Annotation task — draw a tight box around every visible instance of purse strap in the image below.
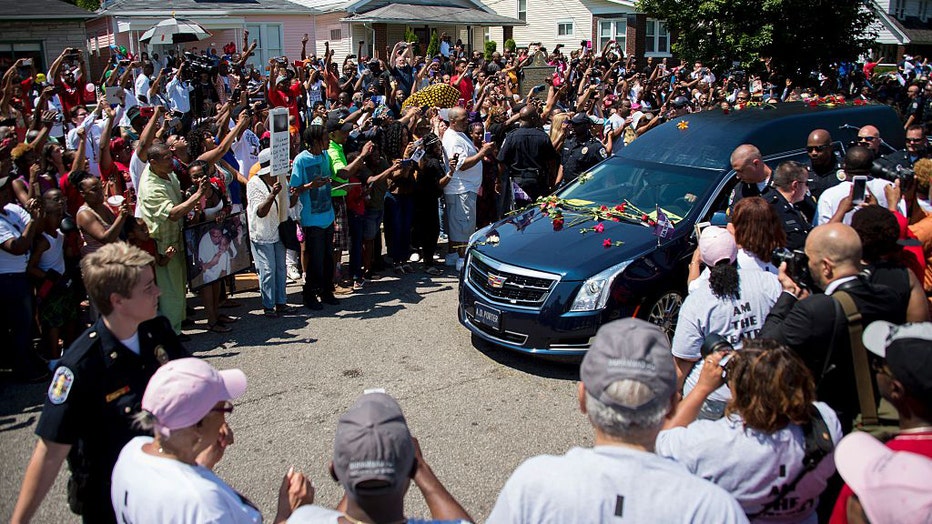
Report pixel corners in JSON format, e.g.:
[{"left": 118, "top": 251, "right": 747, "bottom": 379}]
[{"left": 833, "top": 290, "right": 879, "bottom": 426}]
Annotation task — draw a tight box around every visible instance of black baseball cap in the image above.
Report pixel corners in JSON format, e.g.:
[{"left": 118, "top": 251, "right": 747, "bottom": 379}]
[{"left": 863, "top": 321, "right": 932, "bottom": 401}]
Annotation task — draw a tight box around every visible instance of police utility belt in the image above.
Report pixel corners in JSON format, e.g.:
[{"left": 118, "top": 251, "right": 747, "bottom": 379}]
[{"left": 508, "top": 167, "right": 542, "bottom": 184}]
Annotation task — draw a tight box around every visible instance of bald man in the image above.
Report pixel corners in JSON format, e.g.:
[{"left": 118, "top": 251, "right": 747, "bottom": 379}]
[
  {"left": 855, "top": 125, "right": 882, "bottom": 157},
  {"left": 728, "top": 144, "right": 775, "bottom": 213},
  {"left": 497, "top": 105, "right": 559, "bottom": 212},
  {"left": 760, "top": 224, "right": 907, "bottom": 431}
]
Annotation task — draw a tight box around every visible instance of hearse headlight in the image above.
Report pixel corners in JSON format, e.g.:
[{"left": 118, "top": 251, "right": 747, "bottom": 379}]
[{"left": 570, "top": 259, "right": 633, "bottom": 312}]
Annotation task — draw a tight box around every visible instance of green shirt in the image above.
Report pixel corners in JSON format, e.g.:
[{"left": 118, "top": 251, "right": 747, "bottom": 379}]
[
  {"left": 327, "top": 140, "right": 350, "bottom": 197},
  {"left": 139, "top": 166, "right": 184, "bottom": 254}
]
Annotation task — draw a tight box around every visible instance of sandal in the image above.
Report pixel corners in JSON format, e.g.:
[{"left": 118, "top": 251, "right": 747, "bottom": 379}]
[{"left": 207, "top": 322, "right": 232, "bottom": 333}]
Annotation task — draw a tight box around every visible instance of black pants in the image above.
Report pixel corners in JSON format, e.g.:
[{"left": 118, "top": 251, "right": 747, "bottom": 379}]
[
  {"left": 0, "top": 273, "right": 41, "bottom": 376},
  {"left": 302, "top": 224, "right": 335, "bottom": 300},
  {"left": 413, "top": 197, "right": 440, "bottom": 264}
]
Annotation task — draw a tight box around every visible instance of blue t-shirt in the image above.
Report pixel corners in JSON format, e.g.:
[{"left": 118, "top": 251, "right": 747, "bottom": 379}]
[{"left": 290, "top": 150, "right": 334, "bottom": 228}]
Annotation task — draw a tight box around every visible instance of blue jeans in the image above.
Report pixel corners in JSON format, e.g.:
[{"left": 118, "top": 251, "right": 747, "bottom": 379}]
[
  {"left": 250, "top": 241, "right": 287, "bottom": 309},
  {"left": 384, "top": 193, "right": 414, "bottom": 265}
]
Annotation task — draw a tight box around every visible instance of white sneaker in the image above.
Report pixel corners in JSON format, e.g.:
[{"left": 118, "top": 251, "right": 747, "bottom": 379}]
[
  {"left": 287, "top": 265, "right": 302, "bottom": 282},
  {"left": 455, "top": 257, "right": 465, "bottom": 271},
  {"left": 444, "top": 253, "right": 458, "bottom": 267},
  {"left": 409, "top": 252, "right": 421, "bottom": 263}
]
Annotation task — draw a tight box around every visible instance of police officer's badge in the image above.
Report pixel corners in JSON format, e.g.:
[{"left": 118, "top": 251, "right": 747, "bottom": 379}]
[
  {"left": 599, "top": 148, "right": 608, "bottom": 158},
  {"left": 154, "top": 345, "right": 170, "bottom": 365},
  {"left": 581, "top": 146, "right": 589, "bottom": 155},
  {"left": 48, "top": 367, "right": 75, "bottom": 405},
  {"left": 836, "top": 169, "right": 846, "bottom": 181}
]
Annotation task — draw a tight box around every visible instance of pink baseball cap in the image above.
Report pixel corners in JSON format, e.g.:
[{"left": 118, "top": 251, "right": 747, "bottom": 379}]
[
  {"left": 142, "top": 358, "right": 247, "bottom": 437},
  {"left": 835, "top": 432, "right": 932, "bottom": 524},
  {"left": 698, "top": 226, "right": 737, "bottom": 267}
]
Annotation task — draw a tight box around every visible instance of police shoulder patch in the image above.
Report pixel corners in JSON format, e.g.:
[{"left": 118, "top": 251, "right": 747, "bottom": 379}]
[
  {"left": 48, "top": 367, "right": 75, "bottom": 405},
  {"left": 599, "top": 148, "right": 608, "bottom": 158}
]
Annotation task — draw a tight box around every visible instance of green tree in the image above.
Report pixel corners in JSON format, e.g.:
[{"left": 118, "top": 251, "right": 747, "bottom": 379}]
[
  {"left": 504, "top": 38, "right": 517, "bottom": 52},
  {"left": 635, "top": 0, "right": 876, "bottom": 79},
  {"left": 73, "top": 0, "right": 100, "bottom": 10},
  {"left": 485, "top": 40, "right": 497, "bottom": 61},
  {"left": 426, "top": 30, "right": 440, "bottom": 58}
]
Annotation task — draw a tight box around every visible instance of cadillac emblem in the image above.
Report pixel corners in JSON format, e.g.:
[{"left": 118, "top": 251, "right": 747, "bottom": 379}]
[{"left": 488, "top": 274, "right": 507, "bottom": 289}]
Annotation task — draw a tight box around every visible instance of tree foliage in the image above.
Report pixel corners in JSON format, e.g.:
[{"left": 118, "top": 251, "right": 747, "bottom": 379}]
[
  {"left": 72, "top": 0, "right": 101, "bottom": 10},
  {"left": 426, "top": 30, "right": 440, "bottom": 58},
  {"left": 485, "top": 40, "right": 497, "bottom": 61},
  {"left": 635, "top": 0, "right": 877, "bottom": 78}
]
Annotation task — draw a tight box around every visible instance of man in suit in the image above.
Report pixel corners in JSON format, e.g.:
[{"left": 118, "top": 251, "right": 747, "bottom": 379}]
[{"left": 760, "top": 223, "right": 907, "bottom": 431}]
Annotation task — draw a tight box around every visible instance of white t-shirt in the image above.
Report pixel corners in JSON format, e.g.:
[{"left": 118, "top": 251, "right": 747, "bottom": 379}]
[
  {"left": 246, "top": 176, "right": 283, "bottom": 244},
  {"left": 287, "top": 505, "right": 342, "bottom": 523},
  {"left": 441, "top": 129, "right": 482, "bottom": 195},
  {"left": 0, "top": 204, "right": 31, "bottom": 274},
  {"left": 66, "top": 113, "right": 103, "bottom": 176},
  {"left": 111, "top": 436, "right": 262, "bottom": 524},
  {"left": 232, "top": 128, "right": 261, "bottom": 177},
  {"left": 737, "top": 248, "right": 778, "bottom": 275},
  {"left": 672, "top": 268, "right": 782, "bottom": 402},
  {"left": 135, "top": 74, "right": 151, "bottom": 102},
  {"left": 486, "top": 446, "right": 748, "bottom": 524},
  {"left": 656, "top": 402, "right": 842, "bottom": 523},
  {"left": 199, "top": 232, "right": 232, "bottom": 283},
  {"left": 166, "top": 77, "right": 193, "bottom": 114},
  {"left": 38, "top": 230, "right": 65, "bottom": 274},
  {"left": 815, "top": 178, "right": 901, "bottom": 225}
]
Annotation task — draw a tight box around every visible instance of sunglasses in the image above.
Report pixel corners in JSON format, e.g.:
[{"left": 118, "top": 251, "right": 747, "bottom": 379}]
[
  {"left": 211, "top": 402, "right": 234, "bottom": 414},
  {"left": 806, "top": 145, "right": 830, "bottom": 152},
  {"left": 906, "top": 138, "right": 925, "bottom": 143},
  {"left": 857, "top": 136, "right": 878, "bottom": 142}
]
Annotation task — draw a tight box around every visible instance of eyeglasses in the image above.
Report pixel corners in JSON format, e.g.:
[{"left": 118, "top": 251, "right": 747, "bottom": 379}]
[
  {"left": 857, "top": 136, "right": 878, "bottom": 142},
  {"left": 806, "top": 145, "right": 830, "bottom": 152},
  {"left": 211, "top": 402, "right": 234, "bottom": 414}
]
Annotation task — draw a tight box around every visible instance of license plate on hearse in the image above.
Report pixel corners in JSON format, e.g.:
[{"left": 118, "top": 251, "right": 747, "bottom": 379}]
[{"left": 474, "top": 302, "right": 502, "bottom": 331}]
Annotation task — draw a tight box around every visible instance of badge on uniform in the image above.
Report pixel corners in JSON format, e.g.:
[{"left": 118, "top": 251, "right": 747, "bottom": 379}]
[
  {"left": 154, "top": 345, "right": 170, "bottom": 365},
  {"left": 48, "top": 367, "right": 75, "bottom": 405},
  {"left": 581, "top": 146, "right": 589, "bottom": 155},
  {"left": 836, "top": 169, "right": 846, "bottom": 181},
  {"left": 599, "top": 148, "right": 608, "bottom": 158}
]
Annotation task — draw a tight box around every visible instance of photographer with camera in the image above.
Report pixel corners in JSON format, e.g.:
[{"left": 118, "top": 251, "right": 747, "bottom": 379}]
[
  {"left": 760, "top": 223, "right": 907, "bottom": 432},
  {"left": 672, "top": 226, "right": 781, "bottom": 420},
  {"left": 657, "top": 339, "right": 842, "bottom": 523},
  {"left": 816, "top": 146, "right": 901, "bottom": 226},
  {"left": 165, "top": 61, "right": 194, "bottom": 133}
]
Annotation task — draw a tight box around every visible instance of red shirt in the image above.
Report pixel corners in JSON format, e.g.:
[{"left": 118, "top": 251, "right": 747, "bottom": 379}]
[
  {"left": 59, "top": 171, "right": 84, "bottom": 218},
  {"left": 268, "top": 82, "right": 302, "bottom": 121},
  {"left": 55, "top": 77, "right": 85, "bottom": 118},
  {"left": 450, "top": 74, "right": 474, "bottom": 104},
  {"left": 829, "top": 430, "right": 932, "bottom": 523}
]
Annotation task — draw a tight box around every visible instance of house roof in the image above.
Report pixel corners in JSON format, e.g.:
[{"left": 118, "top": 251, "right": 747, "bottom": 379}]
[
  {"left": 293, "top": 0, "right": 493, "bottom": 15},
  {"left": 1, "top": 0, "right": 94, "bottom": 19},
  {"left": 342, "top": 3, "right": 524, "bottom": 26},
  {"left": 890, "top": 15, "right": 932, "bottom": 45},
  {"left": 97, "top": 0, "right": 316, "bottom": 16}
]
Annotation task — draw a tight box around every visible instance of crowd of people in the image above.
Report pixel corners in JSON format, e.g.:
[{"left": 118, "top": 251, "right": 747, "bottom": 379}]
[{"left": 4, "top": 31, "right": 932, "bottom": 523}]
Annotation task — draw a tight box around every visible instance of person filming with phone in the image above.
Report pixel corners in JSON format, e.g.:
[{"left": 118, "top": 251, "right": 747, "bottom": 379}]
[{"left": 816, "top": 146, "right": 899, "bottom": 226}]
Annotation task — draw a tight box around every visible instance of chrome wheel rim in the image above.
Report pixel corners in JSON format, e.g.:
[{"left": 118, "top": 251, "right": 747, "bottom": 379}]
[{"left": 647, "top": 291, "right": 683, "bottom": 338}]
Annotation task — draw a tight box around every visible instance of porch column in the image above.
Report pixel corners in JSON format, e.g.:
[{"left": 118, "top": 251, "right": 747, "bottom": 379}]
[{"left": 374, "top": 23, "right": 388, "bottom": 60}]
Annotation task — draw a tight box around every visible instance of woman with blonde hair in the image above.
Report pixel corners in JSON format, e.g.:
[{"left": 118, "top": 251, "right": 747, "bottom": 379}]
[{"left": 657, "top": 340, "right": 843, "bottom": 523}]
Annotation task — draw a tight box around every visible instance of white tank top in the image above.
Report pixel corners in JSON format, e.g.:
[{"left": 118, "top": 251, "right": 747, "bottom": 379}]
[{"left": 39, "top": 230, "right": 66, "bottom": 274}]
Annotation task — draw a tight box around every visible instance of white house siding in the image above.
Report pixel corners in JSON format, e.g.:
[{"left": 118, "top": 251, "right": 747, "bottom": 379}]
[
  {"left": 4, "top": 20, "right": 87, "bottom": 71},
  {"left": 314, "top": 12, "right": 353, "bottom": 58}
]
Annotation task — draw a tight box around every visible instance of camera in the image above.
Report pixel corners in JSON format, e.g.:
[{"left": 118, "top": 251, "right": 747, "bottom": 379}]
[
  {"left": 183, "top": 52, "right": 214, "bottom": 75},
  {"left": 772, "top": 247, "right": 812, "bottom": 288},
  {"left": 699, "top": 334, "right": 736, "bottom": 379},
  {"left": 871, "top": 161, "right": 914, "bottom": 184},
  {"left": 700, "top": 334, "right": 734, "bottom": 358}
]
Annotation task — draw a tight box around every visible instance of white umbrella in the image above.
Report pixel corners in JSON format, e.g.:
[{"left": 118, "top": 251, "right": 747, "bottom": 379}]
[{"left": 140, "top": 18, "right": 211, "bottom": 45}]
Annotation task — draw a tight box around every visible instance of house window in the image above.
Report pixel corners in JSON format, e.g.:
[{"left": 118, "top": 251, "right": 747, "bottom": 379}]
[
  {"left": 518, "top": 0, "right": 527, "bottom": 22},
  {"left": 484, "top": 27, "right": 491, "bottom": 42},
  {"left": 0, "top": 42, "right": 45, "bottom": 75},
  {"left": 244, "top": 23, "right": 284, "bottom": 67},
  {"left": 598, "top": 19, "right": 626, "bottom": 52},
  {"left": 557, "top": 21, "right": 573, "bottom": 37},
  {"left": 893, "top": 0, "right": 906, "bottom": 19},
  {"left": 330, "top": 28, "right": 342, "bottom": 41},
  {"left": 645, "top": 19, "right": 670, "bottom": 56}
]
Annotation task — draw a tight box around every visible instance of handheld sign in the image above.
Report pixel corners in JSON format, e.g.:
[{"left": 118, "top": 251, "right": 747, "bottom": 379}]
[{"left": 269, "top": 107, "right": 290, "bottom": 177}]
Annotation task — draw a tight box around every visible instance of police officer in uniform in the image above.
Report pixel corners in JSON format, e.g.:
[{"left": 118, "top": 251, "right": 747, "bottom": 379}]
[
  {"left": 800, "top": 128, "right": 843, "bottom": 222},
  {"left": 12, "top": 243, "right": 188, "bottom": 524},
  {"left": 557, "top": 112, "right": 607, "bottom": 187},
  {"left": 497, "top": 105, "right": 559, "bottom": 213},
  {"left": 769, "top": 161, "right": 813, "bottom": 250},
  {"left": 727, "top": 144, "right": 776, "bottom": 213}
]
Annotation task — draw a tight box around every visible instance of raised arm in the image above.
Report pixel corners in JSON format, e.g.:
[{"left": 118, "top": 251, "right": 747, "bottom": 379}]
[
  {"left": 136, "top": 105, "right": 166, "bottom": 162},
  {"left": 197, "top": 110, "right": 249, "bottom": 164}
]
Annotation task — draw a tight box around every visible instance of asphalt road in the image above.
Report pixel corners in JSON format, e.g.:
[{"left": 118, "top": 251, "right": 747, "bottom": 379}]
[{"left": 0, "top": 267, "right": 592, "bottom": 523}]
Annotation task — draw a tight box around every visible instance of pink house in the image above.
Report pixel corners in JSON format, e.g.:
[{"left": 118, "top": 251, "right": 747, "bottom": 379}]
[{"left": 86, "top": 0, "right": 318, "bottom": 77}]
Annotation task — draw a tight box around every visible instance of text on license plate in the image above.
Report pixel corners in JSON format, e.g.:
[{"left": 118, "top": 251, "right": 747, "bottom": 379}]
[{"left": 474, "top": 303, "right": 501, "bottom": 331}]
